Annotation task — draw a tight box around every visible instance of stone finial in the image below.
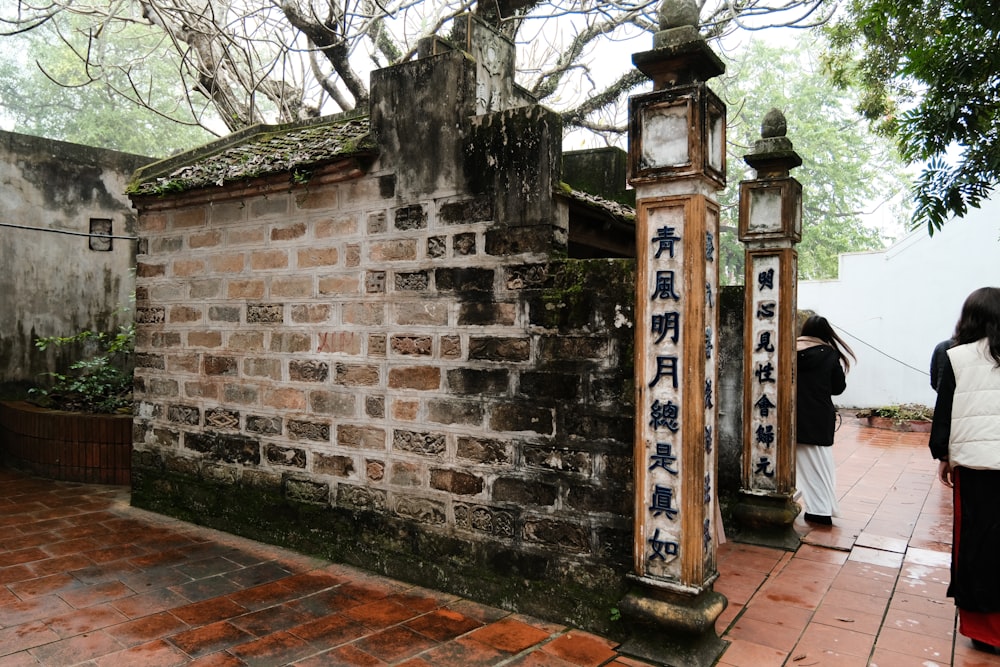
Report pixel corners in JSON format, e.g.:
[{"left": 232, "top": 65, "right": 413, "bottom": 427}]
[
  {"left": 761, "top": 108, "right": 787, "bottom": 139},
  {"left": 744, "top": 107, "right": 801, "bottom": 174},
  {"left": 658, "top": 0, "right": 700, "bottom": 31}
]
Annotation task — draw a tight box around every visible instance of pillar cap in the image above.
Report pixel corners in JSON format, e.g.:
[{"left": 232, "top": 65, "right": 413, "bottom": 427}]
[
  {"left": 743, "top": 108, "right": 802, "bottom": 175},
  {"left": 632, "top": 0, "right": 724, "bottom": 86}
]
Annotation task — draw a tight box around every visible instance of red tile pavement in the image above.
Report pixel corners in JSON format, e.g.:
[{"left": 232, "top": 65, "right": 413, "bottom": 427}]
[{"left": 0, "top": 414, "right": 994, "bottom": 666}]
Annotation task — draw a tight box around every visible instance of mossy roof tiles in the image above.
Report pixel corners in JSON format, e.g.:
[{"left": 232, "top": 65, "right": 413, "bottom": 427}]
[{"left": 128, "top": 114, "right": 373, "bottom": 196}]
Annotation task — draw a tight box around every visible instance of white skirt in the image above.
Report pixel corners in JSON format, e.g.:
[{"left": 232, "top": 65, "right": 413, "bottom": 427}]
[{"left": 796, "top": 443, "right": 839, "bottom": 517}]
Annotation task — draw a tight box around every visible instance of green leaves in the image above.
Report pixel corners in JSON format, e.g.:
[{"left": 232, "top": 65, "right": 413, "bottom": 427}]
[
  {"left": 824, "top": 0, "right": 1000, "bottom": 233},
  {"left": 30, "top": 323, "right": 135, "bottom": 414},
  {"left": 716, "top": 35, "right": 908, "bottom": 283}
]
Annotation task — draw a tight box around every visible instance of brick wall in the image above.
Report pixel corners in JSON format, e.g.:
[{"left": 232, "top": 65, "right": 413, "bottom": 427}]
[{"left": 130, "top": 127, "right": 636, "bottom": 631}]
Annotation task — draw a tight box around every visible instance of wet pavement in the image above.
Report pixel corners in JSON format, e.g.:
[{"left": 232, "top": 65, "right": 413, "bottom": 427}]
[{"left": 0, "top": 414, "right": 995, "bottom": 666}]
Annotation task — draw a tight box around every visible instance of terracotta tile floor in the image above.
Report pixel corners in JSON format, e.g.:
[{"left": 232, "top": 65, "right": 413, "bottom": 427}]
[{"left": 1, "top": 415, "right": 996, "bottom": 666}]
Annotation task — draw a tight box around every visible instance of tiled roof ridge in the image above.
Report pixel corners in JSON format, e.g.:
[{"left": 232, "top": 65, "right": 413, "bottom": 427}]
[{"left": 128, "top": 111, "right": 372, "bottom": 196}]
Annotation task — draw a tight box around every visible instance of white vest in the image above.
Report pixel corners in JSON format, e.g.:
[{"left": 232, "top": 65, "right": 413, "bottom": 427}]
[{"left": 948, "top": 340, "right": 1000, "bottom": 470}]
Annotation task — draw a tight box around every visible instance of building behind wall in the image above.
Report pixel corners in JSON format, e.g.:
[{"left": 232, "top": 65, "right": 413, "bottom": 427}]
[
  {"left": 0, "top": 131, "right": 152, "bottom": 396},
  {"left": 127, "top": 16, "right": 642, "bottom": 634}
]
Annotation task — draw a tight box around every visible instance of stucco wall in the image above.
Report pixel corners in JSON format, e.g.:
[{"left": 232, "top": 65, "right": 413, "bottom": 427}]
[
  {"left": 0, "top": 131, "right": 152, "bottom": 394},
  {"left": 798, "top": 200, "right": 1000, "bottom": 409}
]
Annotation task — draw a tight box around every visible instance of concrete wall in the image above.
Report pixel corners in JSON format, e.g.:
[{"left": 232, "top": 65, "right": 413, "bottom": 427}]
[
  {"left": 0, "top": 131, "right": 152, "bottom": 394},
  {"left": 798, "top": 199, "right": 1000, "bottom": 409}
]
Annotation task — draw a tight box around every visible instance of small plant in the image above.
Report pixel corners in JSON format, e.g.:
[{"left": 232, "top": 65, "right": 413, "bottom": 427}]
[
  {"left": 855, "top": 403, "right": 933, "bottom": 422},
  {"left": 29, "top": 322, "right": 135, "bottom": 414}
]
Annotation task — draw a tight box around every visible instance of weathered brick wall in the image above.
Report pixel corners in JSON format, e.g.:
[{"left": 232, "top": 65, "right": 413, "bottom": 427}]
[{"left": 130, "top": 158, "right": 636, "bottom": 631}]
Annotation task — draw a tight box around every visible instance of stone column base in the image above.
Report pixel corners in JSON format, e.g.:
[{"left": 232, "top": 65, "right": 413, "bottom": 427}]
[
  {"left": 617, "top": 579, "right": 728, "bottom": 667},
  {"left": 732, "top": 490, "right": 801, "bottom": 551}
]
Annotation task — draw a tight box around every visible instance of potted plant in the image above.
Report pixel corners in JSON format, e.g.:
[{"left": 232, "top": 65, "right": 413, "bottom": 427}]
[
  {"left": 0, "top": 321, "right": 134, "bottom": 484},
  {"left": 854, "top": 403, "right": 934, "bottom": 432}
]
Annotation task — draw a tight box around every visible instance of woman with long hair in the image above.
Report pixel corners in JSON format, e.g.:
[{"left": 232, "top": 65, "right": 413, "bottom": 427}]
[
  {"left": 796, "top": 314, "right": 855, "bottom": 525},
  {"left": 929, "top": 286, "right": 1000, "bottom": 653}
]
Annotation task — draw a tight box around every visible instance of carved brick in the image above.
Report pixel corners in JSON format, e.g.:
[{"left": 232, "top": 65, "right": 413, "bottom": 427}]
[
  {"left": 392, "top": 430, "right": 445, "bottom": 456},
  {"left": 394, "top": 496, "right": 445, "bottom": 525},
  {"left": 265, "top": 444, "right": 307, "bottom": 468},
  {"left": 289, "top": 359, "right": 330, "bottom": 382},
  {"left": 287, "top": 419, "right": 331, "bottom": 442}
]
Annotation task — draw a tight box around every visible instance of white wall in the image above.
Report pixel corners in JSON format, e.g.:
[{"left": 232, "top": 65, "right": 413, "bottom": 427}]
[{"left": 797, "top": 199, "right": 1000, "bottom": 409}]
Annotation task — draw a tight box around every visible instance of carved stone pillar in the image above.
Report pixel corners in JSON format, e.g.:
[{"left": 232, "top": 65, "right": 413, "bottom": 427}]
[
  {"left": 733, "top": 108, "right": 803, "bottom": 550},
  {"left": 617, "top": 1, "right": 728, "bottom": 664}
]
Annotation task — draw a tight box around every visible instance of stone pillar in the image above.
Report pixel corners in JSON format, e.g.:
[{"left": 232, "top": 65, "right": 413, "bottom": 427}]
[
  {"left": 733, "top": 108, "right": 803, "bottom": 550},
  {"left": 618, "top": 1, "right": 728, "bottom": 664}
]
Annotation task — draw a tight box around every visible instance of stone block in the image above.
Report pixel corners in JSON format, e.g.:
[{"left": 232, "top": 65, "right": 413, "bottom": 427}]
[
  {"left": 291, "top": 304, "right": 332, "bottom": 323},
  {"left": 298, "top": 247, "right": 339, "bottom": 267},
  {"left": 395, "top": 302, "right": 448, "bottom": 326},
  {"left": 189, "top": 230, "right": 222, "bottom": 248},
  {"left": 204, "top": 355, "right": 238, "bottom": 376},
  {"left": 309, "top": 391, "right": 356, "bottom": 417},
  {"left": 289, "top": 360, "right": 330, "bottom": 382},
  {"left": 269, "top": 333, "right": 311, "bottom": 353},
  {"left": 390, "top": 461, "right": 424, "bottom": 486},
  {"left": 168, "top": 305, "right": 200, "bottom": 324},
  {"left": 394, "top": 271, "right": 429, "bottom": 291},
  {"left": 468, "top": 337, "right": 530, "bottom": 362},
  {"left": 335, "top": 363, "right": 380, "bottom": 386},
  {"left": 457, "top": 436, "right": 511, "bottom": 465},
  {"left": 338, "top": 424, "right": 386, "bottom": 450},
  {"left": 315, "top": 214, "right": 359, "bottom": 239},
  {"left": 246, "top": 415, "right": 282, "bottom": 435},
  {"left": 446, "top": 368, "right": 509, "bottom": 395},
  {"left": 388, "top": 366, "right": 440, "bottom": 390},
  {"left": 430, "top": 469, "right": 484, "bottom": 495},
  {"left": 287, "top": 419, "right": 331, "bottom": 442},
  {"left": 392, "top": 430, "right": 446, "bottom": 457},
  {"left": 265, "top": 443, "right": 307, "bottom": 468},
  {"left": 262, "top": 388, "right": 306, "bottom": 410},
  {"left": 209, "top": 253, "right": 246, "bottom": 273},
  {"left": 285, "top": 478, "right": 329, "bottom": 505},
  {"left": 454, "top": 503, "right": 516, "bottom": 537},
  {"left": 243, "top": 357, "right": 281, "bottom": 379},
  {"left": 523, "top": 518, "right": 589, "bottom": 552},
  {"left": 314, "top": 453, "right": 356, "bottom": 478},
  {"left": 427, "top": 399, "right": 484, "bottom": 426},
  {"left": 492, "top": 478, "right": 557, "bottom": 506},
  {"left": 435, "top": 267, "right": 494, "bottom": 293},
  {"left": 250, "top": 249, "right": 289, "bottom": 270},
  {"left": 223, "top": 384, "right": 259, "bottom": 404},
  {"left": 271, "top": 221, "right": 306, "bottom": 241},
  {"left": 489, "top": 403, "right": 553, "bottom": 434},
  {"left": 390, "top": 335, "right": 432, "bottom": 356},
  {"left": 394, "top": 495, "right": 446, "bottom": 525},
  {"left": 317, "top": 332, "right": 361, "bottom": 354},
  {"left": 458, "top": 302, "right": 516, "bottom": 326}
]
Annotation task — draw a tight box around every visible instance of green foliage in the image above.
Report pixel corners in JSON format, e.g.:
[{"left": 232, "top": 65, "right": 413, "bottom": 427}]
[
  {"left": 715, "top": 35, "right": 910, "bottom": 284},
  {"left": 29, "top": 323, "right": 135, "bottom": 414},
  {"left": 855, "top": 403, "right": 933, "bottom": 422},
  {"left": 824, "top": 0, "right": 1000, "bottom": 234},
  {"left": 0, "top": 16, "right": 215, "bottom": 157}
]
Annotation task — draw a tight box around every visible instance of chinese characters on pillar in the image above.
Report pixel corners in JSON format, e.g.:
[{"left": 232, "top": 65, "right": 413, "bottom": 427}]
[
  {"left": 639, "top": 201, "right": 720, "bottom": 583},
  {"left": 644, "top": 207, "right": 685, "bottom": 579},
  {"left": 748, "top": 255, "right": 780, "bottom": 492},
  {"left": 702, "top": 209, "right": 719, "bottom": 577}
]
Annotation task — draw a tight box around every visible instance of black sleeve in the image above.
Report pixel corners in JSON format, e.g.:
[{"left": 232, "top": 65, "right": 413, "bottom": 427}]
[
  {"left": 830, "top": 353, "right": 847, "bottom": 396},
  {"left": 929, "top": 355, "right": 955, "bottom": 461}
]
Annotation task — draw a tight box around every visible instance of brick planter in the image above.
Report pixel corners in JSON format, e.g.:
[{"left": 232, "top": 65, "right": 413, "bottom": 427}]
[{"left": 0, "top": 401, "right": 132, "bottom": 484}]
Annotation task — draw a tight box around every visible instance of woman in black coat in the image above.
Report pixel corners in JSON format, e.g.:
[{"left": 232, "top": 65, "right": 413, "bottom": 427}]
[{"left": 796, "top": 315, "right": 854, "bottom": 525}]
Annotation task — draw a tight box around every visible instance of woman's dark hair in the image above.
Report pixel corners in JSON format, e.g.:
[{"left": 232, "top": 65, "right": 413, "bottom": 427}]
[
  {"left": 953, "top": 286, "right": 1000, "bottom": 366},
  {"left": 801, "top": 314, "right": 856, "bottom": 372}
]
